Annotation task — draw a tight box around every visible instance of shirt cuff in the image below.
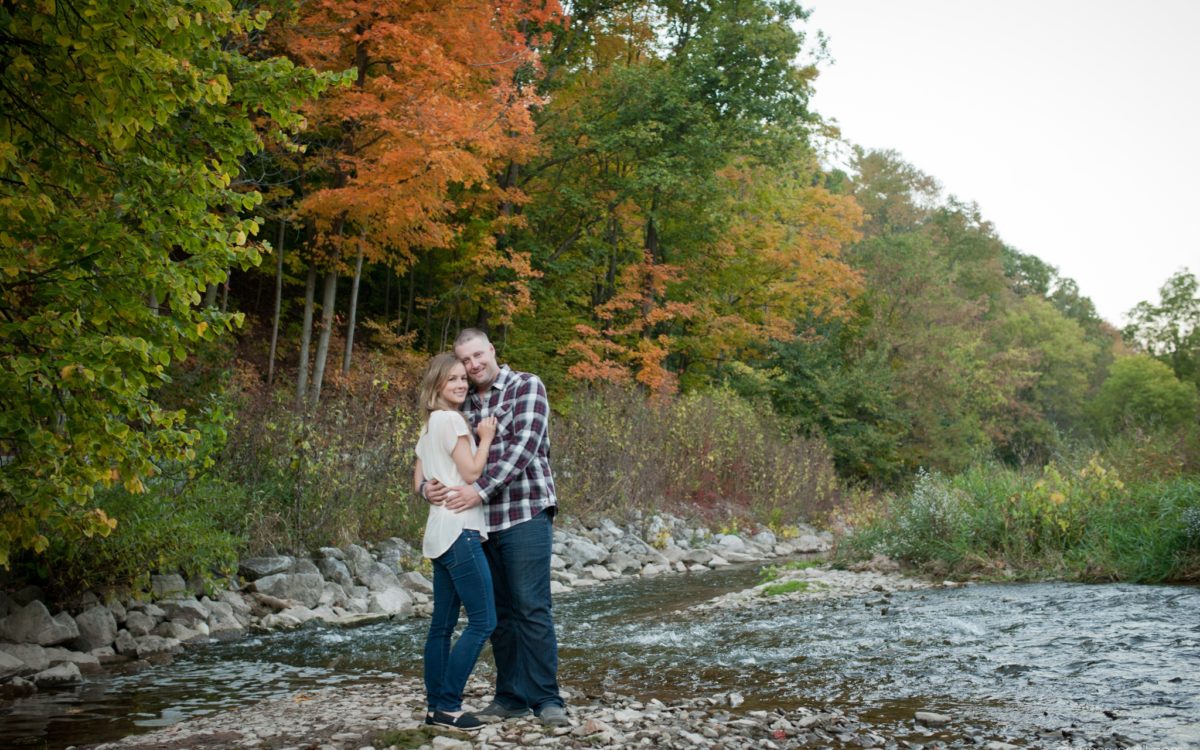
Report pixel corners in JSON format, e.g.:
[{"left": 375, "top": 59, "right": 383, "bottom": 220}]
[{"left": 472, "top": 481, "right": 489, "bottom": 503}]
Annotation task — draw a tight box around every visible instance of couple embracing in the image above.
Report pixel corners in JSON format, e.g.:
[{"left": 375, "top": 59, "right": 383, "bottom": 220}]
[{"left": 412, "top": 328, "right": 568, "bottom": 731}]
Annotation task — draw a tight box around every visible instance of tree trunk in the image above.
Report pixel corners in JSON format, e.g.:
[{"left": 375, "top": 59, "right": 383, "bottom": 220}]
[
  {"left": 403, "top": 267, "right": 415, "bottom": 334},
  {"left": 341, "top": 246, "right": 365, "bottom": 376},
  {"left": 310, "top": 268, "right": 338, "bottom": 408},
  {"left": 220, "top": 279, "right": 230, "bottom": 313},
  {"left": 203, "top": 282, "right": 219, "bottom": 308},
  {"left": 268, "top": 220, "right": 286, "bottom": 386},
  {"left": 296, "top": 263, "right": 317, "bottom": 407}
]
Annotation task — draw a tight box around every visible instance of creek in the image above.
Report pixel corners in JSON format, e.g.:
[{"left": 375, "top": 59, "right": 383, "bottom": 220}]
[{"left": 3, "top": 565, "right": 1198, "bottom": 748}]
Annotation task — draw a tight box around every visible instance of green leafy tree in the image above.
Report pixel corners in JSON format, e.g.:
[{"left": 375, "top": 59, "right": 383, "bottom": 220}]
[
  {"left": 0, "top": 0, "right": 333, "bottom": 566},
  {"left": 1089, "top": 355, "right": 1199, "bottom": 435},
  {"left": 1124, "top": 269, "right": 1200, "bottom": 387}
]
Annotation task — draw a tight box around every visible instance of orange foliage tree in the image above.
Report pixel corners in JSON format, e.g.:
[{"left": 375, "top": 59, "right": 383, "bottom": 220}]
[{"left": 279, "top": 0, "right": 562, "bottom": 402}]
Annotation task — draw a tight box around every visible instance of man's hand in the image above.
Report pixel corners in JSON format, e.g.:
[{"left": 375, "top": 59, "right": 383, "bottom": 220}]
[
  {"left": 444, "top": 483, "right": 483, "bottom": 513},
  {"left": 425, "top": 479, "right": 449, "bottom": 505}
]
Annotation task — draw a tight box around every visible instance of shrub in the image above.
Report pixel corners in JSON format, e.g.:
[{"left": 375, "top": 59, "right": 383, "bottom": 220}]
[
  {"left": 1089, "top": 355, "right": 1198, "bottom": 435},
  {"left": 554, "top": 385, "right": 843, "bottom": 528}
]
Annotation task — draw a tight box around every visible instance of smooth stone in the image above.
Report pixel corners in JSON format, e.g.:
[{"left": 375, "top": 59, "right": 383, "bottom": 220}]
[
  {"left": 397, "top": 571, "right": 433, "bottom": 595},
  {"left": 133, "top": 634, "right": 181, "bottom": 658},
  {"left": 160, "top": 599, "right": 208, "bottom": 626},
  {"left": 0, "top": 642, "right": 49, "bottom": 672},
  {"left": 358, "top": 561, "right": 401, "bottom": 592},
  {"left": 367, "top": 586, "right": 413, "bottom": 617},
  {"left": 0, "top": 602, "right": 80, "bottom": 645},
  {"left": 252, "top": 573, "right": 325, "bottom": 609},
  {"left": 32, "top": 662, "right": 82, "bottom": 687},
  {"left": 915, "top": 711, "right": 952, "bottom": 726},
  {"left": 0, "top": 649, "right": 25, "bottom": 679},
  {"left": 238, "top": 556, "right": 294, "bottom": 580},
  {"left": 124, "top": 610, "right": 156, "bottom": 637},
  {"left": 316, "top": 557, "right": 353, "bottom": 588}
]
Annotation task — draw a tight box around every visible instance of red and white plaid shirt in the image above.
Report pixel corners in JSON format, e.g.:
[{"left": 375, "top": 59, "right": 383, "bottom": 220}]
[{"left": 464, "top": 365, "right": 558, "bottom": 532}]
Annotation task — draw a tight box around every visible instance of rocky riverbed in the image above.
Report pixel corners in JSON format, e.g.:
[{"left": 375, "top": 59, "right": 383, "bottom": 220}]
[
  {"left": 0, "top": 515, "right": 829, "bottom": 703},
  {"left": 81, "top": 676, "right": 1037, "bottom": 750}
]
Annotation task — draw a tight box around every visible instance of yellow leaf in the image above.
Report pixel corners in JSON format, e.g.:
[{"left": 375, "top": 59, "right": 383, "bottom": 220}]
[
  {"left": 60, "top": 364, "right": 75, "bottom": 379},
  {"left": 196, "top": 321, "right": 209, "bottom": 336}
]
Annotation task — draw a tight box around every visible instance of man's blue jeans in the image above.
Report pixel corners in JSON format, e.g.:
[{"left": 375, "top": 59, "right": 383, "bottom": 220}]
[
  {"left": 483, "top": 510, "right": 563, "bottom": 712},
  {"left": 424, "top": 529, "right": 496, "bottom": 712}
]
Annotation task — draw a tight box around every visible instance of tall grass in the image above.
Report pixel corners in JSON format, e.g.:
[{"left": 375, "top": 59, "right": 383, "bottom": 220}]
[{"left": 838, "top": 450, "right": 1200, "bottom": 582}]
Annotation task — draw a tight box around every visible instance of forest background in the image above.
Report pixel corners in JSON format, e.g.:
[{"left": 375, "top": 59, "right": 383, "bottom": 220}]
[{"left": 2, "top": 0, "right": 1198, "bottom": 598}]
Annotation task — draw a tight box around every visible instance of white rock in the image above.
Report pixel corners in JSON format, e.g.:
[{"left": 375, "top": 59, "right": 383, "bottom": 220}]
[
  {"left": 32, "top": 661, "right": 82, "bottom": 687},
  {"left": 0, "top": 602, "right": 78, "bottom": 645},
  {"left": 367, "top": 586, "right": 413, "bottom": 617},
  {"left": 73, "top": 605, "right": 118, "bottom": 650},
  {"left": 397, "top": 571, "right": 433, "bottom": 595},
  {"left": 550, "top": 581, "right": 570, "bottom": 595},
  {"left": 0, "top": 643, "right": 49, "bottom": 672},
  {"left": 0, "top": 649, "right": 25, "bottom": 680},
  {"left": 124, "top": 610, "right": 156, "bottom": 636}
]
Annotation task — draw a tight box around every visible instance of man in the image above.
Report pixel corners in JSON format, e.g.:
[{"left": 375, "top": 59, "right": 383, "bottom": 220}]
[{"left": 423, "top": 328, "right": 568, "bottom": 727}]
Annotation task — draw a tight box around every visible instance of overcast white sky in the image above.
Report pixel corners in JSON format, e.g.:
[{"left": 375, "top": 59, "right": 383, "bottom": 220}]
[{"left": 805, "top": 0, "right": 1199, "bottom": 326}]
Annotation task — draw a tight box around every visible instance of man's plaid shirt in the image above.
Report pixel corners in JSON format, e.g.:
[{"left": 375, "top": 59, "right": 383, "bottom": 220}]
[{"left": 463, "top": 365, "right": 558, "bottom": 532}]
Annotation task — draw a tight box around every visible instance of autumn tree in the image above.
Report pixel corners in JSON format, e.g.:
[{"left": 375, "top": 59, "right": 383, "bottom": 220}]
[
  {"left": 279, "top": 0, "right": 560, "bottom": 405},
  {"left": 0, "top": 0, "right": 332, "bottom": 566}
]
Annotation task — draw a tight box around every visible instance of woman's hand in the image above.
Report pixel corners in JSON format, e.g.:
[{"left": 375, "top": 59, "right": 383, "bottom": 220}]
[{"left": 476, "top": 416, "right": 498, "bottom": 443}]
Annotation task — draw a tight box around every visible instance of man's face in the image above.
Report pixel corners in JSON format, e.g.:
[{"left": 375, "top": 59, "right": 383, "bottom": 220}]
[{"left": 455, "top": 336, "right": 500, "bottom": 388}]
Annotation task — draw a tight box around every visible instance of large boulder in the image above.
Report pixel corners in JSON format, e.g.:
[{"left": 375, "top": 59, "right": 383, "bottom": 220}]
[
  {"left": 316, "top": 557, "right": 354, "bottom": 588},
  {"left": 153, "top": 621, "right": 205, "bottom": 644},
  {"left": 238, "top": 556, "right": 294, "bottom": 581},
  {"left": 150, "top": 574, "right": 187, "bottom": 599},
  {"left": 376, "top": 537, "right": 417, "bottom": 569},
  {"left": 252, "top": 573, "right": 325, "bottom": 609},
  {"left": 397, "top": 571, "right": 433, "bottom": 595},
  {"left": 32, "top": 662, "right": 82, "bottom": 687},
  {"left": 72, "top": 605, "right": 118, "bottom": 651},
  {"left": 557, "top": 534, "right": 608, "bottom": 569},
  {"left": 0, "top": 643, "right": 48, "bottom": 673},
  {"left": 358, "top": 561, "right": 402, "bottom": 592},
  {"left": 205, "top": 600, "right": 245, "bottom": 639},
  {"left": 367, "top": 586, "right": 413, "bottom": 618},
  {"left": 42, "top": 647, "right": 102, "bottom": 674},
  {"left": 343, "top": 544, "right": 374, "bottom": 579},
  {"left": 124, "top": 610, "right": 157, "bottom": 637},
  {"left": 0, "top": 649, "right": 25, "bottom": 680},
  {"left": 159, "top": 599, "right": 208, "bottom": 627},
  {"left": 133, "top": 634, "right": 181, "bottom": 658},
  {"left": 713, "top": 534, "right": 747, "bottom": 553},
  {"left": 113, "top": 630, "right": 137, "bottom": 656},
  {"left": 0, "top": 601, "right": 79, "bottom": 645}
]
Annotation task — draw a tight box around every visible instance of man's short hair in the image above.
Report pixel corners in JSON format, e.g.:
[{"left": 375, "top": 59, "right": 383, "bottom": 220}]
[{"left": 454, "top": 328, "right": 490, "bottom": 348}]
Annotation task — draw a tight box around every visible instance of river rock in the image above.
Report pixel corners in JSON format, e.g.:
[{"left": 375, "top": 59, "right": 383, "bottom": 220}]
[
  {"left": 343, "top": 544, "right": 374, "bottom": 579},
  {"left": 205, "top": 601, "right": 245, "bottom": 638},
  {"left": 106, "top": 598, "right": 127, "bottom": 624},
  {"left": 240, "top": 556, "right": 296, "bottom": 580},
  {"left": 317, "top": 582, "right": 350, "bottom": 608},
  {"left": 153, "top": 621, "right": 205, "bottom": 643},
  {"left": 0, "top": 643, "right": 48, "bottom": 672},
  {"left": 260, "top": 611, "right": 305, "bottom": 630},
  {"left": 606, "top": 550, "right": 642, "bottom": 575},
  {"left": 43, "top": 646, "right": 101, "bottom": 674},
  {"left": 358, "top": 561, "right": 401, "bottom": 592},
  {"left": 397, "top": 571, "right": 433, "bottom": 594},
  {"left": 160, "top": 598, "right": 208, "bottom": 626},
  {"left": 916, "top": 711, "right": 952, "bottom": 726},
  {"left": 32, "top": 661, "right": 82, "bottom": 687},
  {"left": 218, "top": 590, "right": 253, "bottom": 621},
  {"left": 559, "top": 535, "right": 608, "bottom": 569},
  {"left": 134, "top": 634, "right": 181, "bottom": 658},
  {"left": 641, "top": 563, "right": 668, "bottom": 578},
  {"left": 550, "top": 581, "right": 570, "bottom": 595},
  {"left": 151, "top": 574, "right": 187, "bottom": 599},
  {"left": 253, "top": 573, "right": 325, "bottom": 608},
  {"left": 680, "top": 548, "right": 715, "bottom": 565},
  {"left": 713, "top": 534, "right": 747, "bottom": 553},
  {"left": 367, "top": 586, "right": 413, "bottom": 617},
  {"left": 0, "top": 601, "right": 80, "bottom": 645},
  {"left": 316, "top": 557, "right": 353, "bottom": 588},
  {"left": 113, "top": 629, "right": 137, "bottom": 655},
  {"left": 0, "top": 649, "right": 25, "bottom": 680},
  {"left": 124, "top": 610, "right": 156, "bottom": 637},
  {"left": 377, "top": 537, "right": 417, "bottom": 567}
]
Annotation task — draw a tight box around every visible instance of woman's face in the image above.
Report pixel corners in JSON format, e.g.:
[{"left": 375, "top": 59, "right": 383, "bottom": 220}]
[{"left": 439, "top": 363, "right": 470, "bottom": 407}]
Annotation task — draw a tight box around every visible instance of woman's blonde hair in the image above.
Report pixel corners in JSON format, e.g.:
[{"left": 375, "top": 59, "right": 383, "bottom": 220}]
[{"left": 417, "top": 352, "right": 463, "bottom": 421}]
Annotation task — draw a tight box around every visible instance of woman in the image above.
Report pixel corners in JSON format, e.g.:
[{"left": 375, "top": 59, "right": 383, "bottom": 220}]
[{"left": 413, "top": 352, "right": 498, "bottom": 730}]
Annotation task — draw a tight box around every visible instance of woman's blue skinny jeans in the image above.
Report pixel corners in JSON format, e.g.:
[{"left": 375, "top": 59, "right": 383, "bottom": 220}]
[{"left": 423, "top": 529, "right": 497, "bottom": 712}]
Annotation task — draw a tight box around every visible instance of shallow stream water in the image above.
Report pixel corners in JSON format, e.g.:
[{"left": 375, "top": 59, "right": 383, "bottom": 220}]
[{"left": 3, "top": 565, "right": 1199, "bottom": 748}]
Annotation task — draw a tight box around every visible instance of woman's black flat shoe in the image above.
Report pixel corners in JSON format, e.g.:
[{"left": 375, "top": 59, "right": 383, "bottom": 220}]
[{"left": 428, "top": 710, "right": 485, "bottom": 730}]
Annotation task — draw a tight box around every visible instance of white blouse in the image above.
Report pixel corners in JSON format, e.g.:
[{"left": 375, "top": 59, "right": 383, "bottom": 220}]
[{"left": 416, "top": 410, "right": 487, "bottom": 559}]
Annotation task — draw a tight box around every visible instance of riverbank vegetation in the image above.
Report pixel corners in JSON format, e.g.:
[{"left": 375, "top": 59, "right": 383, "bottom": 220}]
[{"left": 3, "top": 0, "right": 1198, "bottom": 596}]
